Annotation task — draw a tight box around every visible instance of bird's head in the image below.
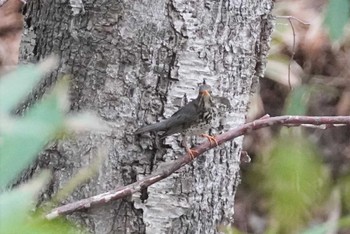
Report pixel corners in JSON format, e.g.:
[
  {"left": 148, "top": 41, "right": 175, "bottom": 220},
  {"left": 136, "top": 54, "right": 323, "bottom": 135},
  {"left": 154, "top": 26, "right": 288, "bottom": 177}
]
[
  {"left": 197, "top": 84, "right": 213, "bottom": 109},
  {"left": 198, "top": 84, "right": 211, "bottom": 96}
]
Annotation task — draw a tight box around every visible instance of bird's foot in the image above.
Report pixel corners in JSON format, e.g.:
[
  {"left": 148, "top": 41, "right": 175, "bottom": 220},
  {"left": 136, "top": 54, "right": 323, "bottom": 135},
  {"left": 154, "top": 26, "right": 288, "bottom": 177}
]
[
  {"left": 184, "top": 145, "right": 198, "bottom": 160},
  {"left": 181, "top": 136, "right": 198, "bottom": 160},
  {"left": 201, "top": 134, "right": 218, "bottom": 146}
]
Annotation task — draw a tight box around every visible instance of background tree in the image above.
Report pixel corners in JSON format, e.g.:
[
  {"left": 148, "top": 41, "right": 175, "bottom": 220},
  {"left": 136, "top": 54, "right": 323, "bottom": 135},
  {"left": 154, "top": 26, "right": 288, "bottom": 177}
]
[{"left": 19, "top": 0, "right": 274, "bottom": 233}]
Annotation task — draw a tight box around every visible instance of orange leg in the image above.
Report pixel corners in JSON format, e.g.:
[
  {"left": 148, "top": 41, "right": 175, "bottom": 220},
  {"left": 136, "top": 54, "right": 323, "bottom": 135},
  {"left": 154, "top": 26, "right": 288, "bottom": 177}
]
[
  {"left": 201, "top": 134, "right": 218, "bottom": 146},
  {"left": 181, "top": 136, "right": 198, "bottom": 159},
  {"left": 185, "top": 146, "right": 198, "bottom": 160}
]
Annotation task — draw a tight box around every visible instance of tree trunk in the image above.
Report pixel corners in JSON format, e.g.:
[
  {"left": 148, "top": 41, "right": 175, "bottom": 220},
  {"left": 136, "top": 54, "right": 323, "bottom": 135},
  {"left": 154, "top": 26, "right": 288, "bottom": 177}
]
[{"left": 20, "top": 0, "right": 274, "bottom": 233}]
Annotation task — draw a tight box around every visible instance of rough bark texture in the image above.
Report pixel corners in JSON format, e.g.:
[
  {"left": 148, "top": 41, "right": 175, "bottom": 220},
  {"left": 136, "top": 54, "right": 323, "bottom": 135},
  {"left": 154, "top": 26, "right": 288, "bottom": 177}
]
[{"left": 20, "top": 0, "right": 274, "bottom": 233}]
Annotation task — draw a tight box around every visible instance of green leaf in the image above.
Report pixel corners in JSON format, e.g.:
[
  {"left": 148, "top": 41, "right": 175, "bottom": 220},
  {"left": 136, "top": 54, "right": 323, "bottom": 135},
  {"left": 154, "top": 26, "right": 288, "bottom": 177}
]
[
  {"left": 301, "top": 216, "right": 350, "bottom": 234},
  {"left": 324, "top": 0, "right": 350, "bottom": 41},
  {"left": 0, "top": 80, "right": 68, "bottom": 189},
  {"left": 0, "top": 171, "right": 83, "bottom": 233},
  {"left": 0, "top": 171, "right": 50, "bottom": 233},
  {"left": 0, "top": 65, "right": 41, "bottom": 113},
  {"left": 0, "top": 58, "right": 57, "bottom": 113},
  {"left": 302, "top": 225, "right": 328, "bottom": 234},
  {"left": 23, "top": 213, "right": 86, "bottom": 234},
  {"left": 284, "top": 85, "right": 310, "bottom": 115}
]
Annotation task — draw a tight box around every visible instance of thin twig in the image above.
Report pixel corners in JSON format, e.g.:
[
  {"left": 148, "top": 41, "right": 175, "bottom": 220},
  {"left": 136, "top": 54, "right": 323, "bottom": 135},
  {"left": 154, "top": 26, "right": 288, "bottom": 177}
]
[
  {"left": 46, "top": 115, "right": 350, "bottom": 220},
  {"left": 287, "top": 17, "right": 296, "bottom": 90},
  {"left": 275, "top": 16, "right": 310, "bottom": 90},
  {"left": 276, "top": 16, "right": 310, "bottom": 25}
]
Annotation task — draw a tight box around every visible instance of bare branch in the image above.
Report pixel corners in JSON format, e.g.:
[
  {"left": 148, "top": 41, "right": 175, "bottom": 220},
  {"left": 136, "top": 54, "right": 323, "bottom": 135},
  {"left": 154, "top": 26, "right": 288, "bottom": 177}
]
[{"left": 46, "top": 115, "right": 350, "bottom": 220}]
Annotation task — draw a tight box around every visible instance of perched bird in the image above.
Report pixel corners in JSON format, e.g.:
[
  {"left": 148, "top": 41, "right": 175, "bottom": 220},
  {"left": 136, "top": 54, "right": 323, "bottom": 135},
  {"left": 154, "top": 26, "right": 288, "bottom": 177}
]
[{"left": 135, "top": 83, "right": 218, "bottom": 158}]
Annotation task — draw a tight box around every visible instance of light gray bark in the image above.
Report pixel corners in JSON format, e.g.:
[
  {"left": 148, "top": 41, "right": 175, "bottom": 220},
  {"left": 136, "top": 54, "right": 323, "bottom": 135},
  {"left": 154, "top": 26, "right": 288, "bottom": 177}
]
[{"left": 20, "top": 0, "right": 274, "bottom": 233}]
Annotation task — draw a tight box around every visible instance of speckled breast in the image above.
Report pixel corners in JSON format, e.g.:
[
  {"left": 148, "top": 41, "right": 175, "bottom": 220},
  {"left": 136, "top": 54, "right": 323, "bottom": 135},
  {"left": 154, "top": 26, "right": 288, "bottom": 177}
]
[{"left": 183, "top": 109, "right": 215, "bottom": 135}]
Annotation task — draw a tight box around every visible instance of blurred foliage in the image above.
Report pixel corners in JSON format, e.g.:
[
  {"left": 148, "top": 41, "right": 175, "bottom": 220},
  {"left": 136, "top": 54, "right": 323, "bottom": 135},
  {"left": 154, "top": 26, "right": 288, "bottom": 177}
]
[
  {"left": 340, "top": 174, "right": 350, "bottom": 212},
  {"left": 0, "top": 71, "right": 67, "bottom": 189},
  {"left": 235, "top": 85, "right": 350, "bottom": 234},
  {"left": 51, "top": 147, "right": 105, "bottom": 204},
  {"left": 324, "top": 0, "right": 350, "bottom": 41},
  {"left": 235, "top": 0, "right": 350, "bottom": 228},
  {"left": 0, "top": 60, "right": 86, "bottom": 233},
  {"left": 302, "top": 215, "right": 350, "bottom": 234},
  {"left": 283, "top": 85, "right": 310, "bottom": 115},
  {"left": 263, "top": 84, "right": 327, "bottom": 232},
  {"left": 262, "top": 130, "right": 329, "bottom": 233}
]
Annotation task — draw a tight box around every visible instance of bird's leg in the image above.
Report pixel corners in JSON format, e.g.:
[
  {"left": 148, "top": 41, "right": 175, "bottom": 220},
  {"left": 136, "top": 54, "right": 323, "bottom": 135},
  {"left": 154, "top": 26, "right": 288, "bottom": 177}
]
[
  {"left": 200, "top": 134, "right": 218, "bottom": 146},
  {"left": 182, "top": 135, "right": 198, "bottom": 159}
]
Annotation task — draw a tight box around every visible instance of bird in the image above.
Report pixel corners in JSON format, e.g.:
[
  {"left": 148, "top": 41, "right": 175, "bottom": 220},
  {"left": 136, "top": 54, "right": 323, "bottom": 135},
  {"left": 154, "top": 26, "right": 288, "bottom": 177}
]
[{"left": 135, "top": 83, "right": 218, "bottom": 158}]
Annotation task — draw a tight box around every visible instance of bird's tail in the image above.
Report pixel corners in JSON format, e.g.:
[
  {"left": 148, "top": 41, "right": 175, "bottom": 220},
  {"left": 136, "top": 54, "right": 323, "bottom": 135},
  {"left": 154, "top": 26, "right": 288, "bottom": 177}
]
[{"left": 134, "top": 121, "right": 167, "bottom": 135}]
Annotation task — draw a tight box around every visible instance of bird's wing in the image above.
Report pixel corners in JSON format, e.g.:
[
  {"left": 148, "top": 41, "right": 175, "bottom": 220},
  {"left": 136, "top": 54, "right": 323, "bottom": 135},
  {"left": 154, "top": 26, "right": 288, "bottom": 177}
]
[
  {"left": 135, "top": 100, "right": 199, "bottom": 136},
  {"left": 161, "top": 101, "right": 199, "bottom": 137}
]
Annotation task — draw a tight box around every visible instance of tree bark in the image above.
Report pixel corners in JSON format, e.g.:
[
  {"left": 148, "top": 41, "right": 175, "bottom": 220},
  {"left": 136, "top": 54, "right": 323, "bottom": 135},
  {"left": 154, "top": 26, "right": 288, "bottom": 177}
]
[{"left": 20, "top": 0, "right": 274, "bottom": 233}]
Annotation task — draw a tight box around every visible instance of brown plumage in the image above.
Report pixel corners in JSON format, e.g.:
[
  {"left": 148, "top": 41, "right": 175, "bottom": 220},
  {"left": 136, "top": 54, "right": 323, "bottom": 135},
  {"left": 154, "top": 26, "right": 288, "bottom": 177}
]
[
  {"left": 135, "top": 84, "right": 214, "bottom": 137},
  {"left": 135, "top": 84, "right": 217, "bottom": 157}
]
